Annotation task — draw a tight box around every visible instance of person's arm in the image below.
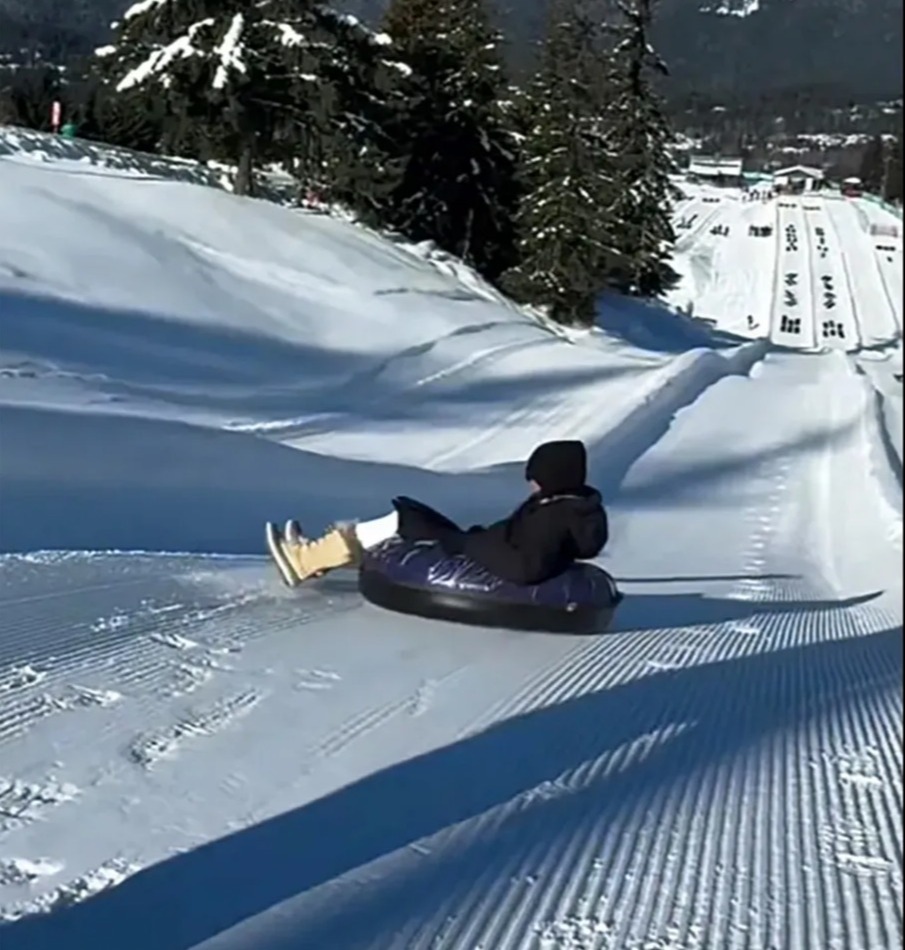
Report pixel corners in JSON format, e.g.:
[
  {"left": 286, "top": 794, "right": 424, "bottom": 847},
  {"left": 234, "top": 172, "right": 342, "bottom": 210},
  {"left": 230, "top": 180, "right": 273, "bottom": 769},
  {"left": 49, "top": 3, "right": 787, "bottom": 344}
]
[{"left": 462, "top": 510, "right": 560, "bottom": 585}]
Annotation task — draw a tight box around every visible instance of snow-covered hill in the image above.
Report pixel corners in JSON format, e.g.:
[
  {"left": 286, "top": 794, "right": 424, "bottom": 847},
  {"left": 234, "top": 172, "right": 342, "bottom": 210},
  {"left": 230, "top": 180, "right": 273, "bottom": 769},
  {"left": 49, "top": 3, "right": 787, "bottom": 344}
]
[{"left": 0, "top": 131, "right": 901, "bottom": 950}]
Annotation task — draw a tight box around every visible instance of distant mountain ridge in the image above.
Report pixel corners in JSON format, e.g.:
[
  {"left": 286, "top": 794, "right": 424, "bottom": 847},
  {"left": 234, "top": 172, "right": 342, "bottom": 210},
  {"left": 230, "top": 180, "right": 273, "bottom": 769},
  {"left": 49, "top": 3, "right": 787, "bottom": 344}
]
[
  {"left": 653, "top": 0, "right": 902, "bottom": 98},
  {"left": 0, "top": 0, "right": 901, "bottom": 97}
]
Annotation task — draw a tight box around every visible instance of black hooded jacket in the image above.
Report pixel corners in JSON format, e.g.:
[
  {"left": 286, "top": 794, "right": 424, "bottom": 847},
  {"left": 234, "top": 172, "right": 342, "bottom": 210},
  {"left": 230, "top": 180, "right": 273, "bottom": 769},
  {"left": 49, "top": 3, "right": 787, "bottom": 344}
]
[
  {"left": 394, "top": 440, "right": 608, "bottom": 586},
  {"left": 459, "top": 485, "right": 608, "bottom": 585}
]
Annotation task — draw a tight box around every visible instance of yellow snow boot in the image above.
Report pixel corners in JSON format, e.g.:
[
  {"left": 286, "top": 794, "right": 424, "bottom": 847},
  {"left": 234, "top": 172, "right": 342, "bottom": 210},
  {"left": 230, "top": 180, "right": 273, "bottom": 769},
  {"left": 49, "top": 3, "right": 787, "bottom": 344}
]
[{"left": 283, "top": 523, "right": 362, "bottom": 583}]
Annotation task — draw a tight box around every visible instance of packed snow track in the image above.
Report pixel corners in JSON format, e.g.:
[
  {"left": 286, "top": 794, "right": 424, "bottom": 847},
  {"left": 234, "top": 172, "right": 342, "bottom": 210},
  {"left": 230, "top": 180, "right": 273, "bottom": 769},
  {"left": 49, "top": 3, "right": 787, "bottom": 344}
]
[
  {"left": 1, "top": 351, "right": 900, "bottom": 950},
  {"left": 0, "top": 132, "right": 902, "bottom": 950}
]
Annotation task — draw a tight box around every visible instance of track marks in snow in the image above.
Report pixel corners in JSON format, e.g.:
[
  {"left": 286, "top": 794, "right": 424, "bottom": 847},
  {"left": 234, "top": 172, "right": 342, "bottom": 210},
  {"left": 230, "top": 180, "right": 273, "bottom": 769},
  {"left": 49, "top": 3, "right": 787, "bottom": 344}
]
[
  {"left": 0, "top": 552, "right": 364, "bottom": 921},
  {"left": 835, "top": 748, "right": 887, "bottom": 791},
  {"left": 0, "top": 858, "right": 140, "bottom": 922},
  {"left": 453, "top": 601, "right": 897, "bottom": 950},
  {"left": 47, "top": 684, "right": 124, "bottom": 710},
  {"left": 312, "top": 673, "right": 458, "bottom": 760},
  {"left": 295, "top": 668, "right": 342, "bottom": 692},
  {"left": 0, "top": 665, "right": 47, "bottom": 694},
  {"left": 532, "top": 603, "right": 897, "bottom": 950},
  {"left": 493, "top": 341, "right": 771, "bottom": 502},
  {"left": 0, "top": 776, "right": 79, "bottom": 832},
  {"left": 0, "top": 553, "right": 360, "bottom": 753},
  {"left": 536, "top": 916, "right": 704, "bottom": 950},
  {"left": 150, "top": 631, "right": 200, "bottom": 650},
  {"left": 0, "top": 858, "right": 63, "bottom": 887},
  {"left": 225, "top": 325, "right": 554, "bottom": 439},
  {"left": 824, "top": 200, "right": 899, "bottom": 345},
  {"left": 128, "top": 688, "right": 265, "bottom": 769}
]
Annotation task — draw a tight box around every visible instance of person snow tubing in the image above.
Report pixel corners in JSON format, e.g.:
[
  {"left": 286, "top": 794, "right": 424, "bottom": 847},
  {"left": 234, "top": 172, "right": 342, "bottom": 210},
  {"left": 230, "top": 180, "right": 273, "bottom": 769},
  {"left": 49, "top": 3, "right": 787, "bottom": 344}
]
[{"left": 265, "top": 439, "right": 608, "bottom": 588}]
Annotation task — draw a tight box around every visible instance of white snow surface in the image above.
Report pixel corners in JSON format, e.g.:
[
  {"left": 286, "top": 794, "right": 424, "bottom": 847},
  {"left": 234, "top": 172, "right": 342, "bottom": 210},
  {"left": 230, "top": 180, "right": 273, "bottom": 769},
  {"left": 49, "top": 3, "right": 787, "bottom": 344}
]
[
  {"left": 668, "top": 183, "right": 902, "bottom": 349},
  {"left": 0, "top": 132, "right": 901, "bottom": 950}
]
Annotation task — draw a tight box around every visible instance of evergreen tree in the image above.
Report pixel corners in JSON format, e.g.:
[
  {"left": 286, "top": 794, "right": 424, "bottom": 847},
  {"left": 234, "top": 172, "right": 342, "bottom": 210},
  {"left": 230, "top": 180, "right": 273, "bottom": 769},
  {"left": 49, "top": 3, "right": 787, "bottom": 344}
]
[
  {"left": 379, "top": 0, "right": 520, "bottom": 281},
  {"left": 858, "top": 134, "right": 885, "bottom": 194},
  {"left": 92, "top": 0, "right": 397, "bottom": 196},
  {"left": 884, "top": 126, "right": 902, "bottom": 203},
  {"left": 0, "top": 65, "right": 63, "bottom": 131},
  {"left": 603, "top": 0, "right": 679, "bottom": 295},
  {"left": 95, "top": 0, "right": 285, "bottom": 193},
  {"left": 501, "top": 1, "right": 625, "bottom": 326},
  {"left": 75, "top": 73, "right": 166, "bottom": 152},
  {"left": 307, "top": 11, "right": 405, "bottom": 216}
]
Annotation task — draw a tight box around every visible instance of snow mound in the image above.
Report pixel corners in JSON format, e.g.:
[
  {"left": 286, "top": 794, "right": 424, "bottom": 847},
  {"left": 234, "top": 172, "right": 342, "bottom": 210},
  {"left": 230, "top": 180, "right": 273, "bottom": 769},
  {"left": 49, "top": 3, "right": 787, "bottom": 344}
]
[
  {"left": 0, "top": 130, "right": 758, "bottom": 553},
  {"left": 0, "top": 125, "right": 294, "bottom": 198}
]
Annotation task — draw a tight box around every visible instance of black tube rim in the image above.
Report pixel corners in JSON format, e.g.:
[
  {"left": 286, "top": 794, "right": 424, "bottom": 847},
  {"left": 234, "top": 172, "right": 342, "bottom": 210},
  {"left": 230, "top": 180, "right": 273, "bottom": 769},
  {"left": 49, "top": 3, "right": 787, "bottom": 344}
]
[{"left": 359, "top": 567, "right": 617, "bottom": 635}]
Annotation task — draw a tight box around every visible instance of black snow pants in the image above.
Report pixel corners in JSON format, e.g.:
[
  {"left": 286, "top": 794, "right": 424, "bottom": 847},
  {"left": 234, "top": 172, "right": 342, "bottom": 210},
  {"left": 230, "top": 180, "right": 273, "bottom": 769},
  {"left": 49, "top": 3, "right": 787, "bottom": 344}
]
[{"left": 392, "top": 496, "right": 468, "bottom": 555}]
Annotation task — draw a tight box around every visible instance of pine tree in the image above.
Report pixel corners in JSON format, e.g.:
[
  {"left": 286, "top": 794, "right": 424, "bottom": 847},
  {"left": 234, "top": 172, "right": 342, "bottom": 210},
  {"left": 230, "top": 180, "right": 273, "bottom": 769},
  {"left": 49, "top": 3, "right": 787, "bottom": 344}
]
[
  {"left": 501, "top": 1, "right": 624, "bottom": 327},
  {"left": 379, "top": 0, "right": 520, "bottom": 281},
  {"left": 603, "top": 0, "right": 679, "bottom": 296},
  {"left": 92, "top": 0, "right": 398, "bottom": 197},
  {"left": 95, "top": 0, "right": 282, "bottom": 193},
  {"left": 858, "top": 134, "right": 885, "bottom": 195},
  {"left": 75, "top": 73, "right": 166, "bottom": 152},
  {"left": 306, "top": 10, "right": 405, "bottom": 216},
  {"left": 884, "top": 125, "right": 902, "bottom": 203}
]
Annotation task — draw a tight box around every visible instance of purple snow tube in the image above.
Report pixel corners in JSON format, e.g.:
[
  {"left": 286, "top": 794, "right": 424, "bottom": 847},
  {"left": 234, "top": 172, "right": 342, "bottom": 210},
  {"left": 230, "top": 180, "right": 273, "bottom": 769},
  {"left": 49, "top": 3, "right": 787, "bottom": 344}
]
[{"left": 358, "top": 537, "right": 622, "bottom": 634}]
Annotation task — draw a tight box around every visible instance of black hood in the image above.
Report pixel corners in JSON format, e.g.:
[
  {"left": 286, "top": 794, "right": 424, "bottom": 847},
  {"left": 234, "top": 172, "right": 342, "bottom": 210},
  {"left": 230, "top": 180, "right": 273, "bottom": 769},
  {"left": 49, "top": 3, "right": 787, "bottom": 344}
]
[{"left": 525, "top": 440, "right": 588, "bottom": 494}]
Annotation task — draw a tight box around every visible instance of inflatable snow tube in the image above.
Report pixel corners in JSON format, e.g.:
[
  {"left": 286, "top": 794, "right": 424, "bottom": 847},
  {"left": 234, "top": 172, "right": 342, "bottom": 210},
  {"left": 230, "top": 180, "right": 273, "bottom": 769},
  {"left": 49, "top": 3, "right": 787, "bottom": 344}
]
[{"left": 359, "top": 537, "right": 622, "bottom": 634}]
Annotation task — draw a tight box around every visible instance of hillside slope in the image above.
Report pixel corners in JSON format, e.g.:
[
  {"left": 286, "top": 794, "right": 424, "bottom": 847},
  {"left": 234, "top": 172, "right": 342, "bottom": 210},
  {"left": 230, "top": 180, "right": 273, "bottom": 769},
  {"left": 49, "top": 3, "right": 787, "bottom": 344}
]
[{"left": 0, "top": 131, "right": 901, "bottom": 950}]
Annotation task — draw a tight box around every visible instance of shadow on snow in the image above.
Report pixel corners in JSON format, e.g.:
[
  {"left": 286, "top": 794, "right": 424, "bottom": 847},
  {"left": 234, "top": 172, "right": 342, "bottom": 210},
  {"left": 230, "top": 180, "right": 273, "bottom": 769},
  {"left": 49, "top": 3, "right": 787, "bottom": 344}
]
[
  {"left": 0, "top": 396, "right": 854, "bottom": 555},
  {"left": 2, "top": 623, "right": 899, "bottom": 950}
]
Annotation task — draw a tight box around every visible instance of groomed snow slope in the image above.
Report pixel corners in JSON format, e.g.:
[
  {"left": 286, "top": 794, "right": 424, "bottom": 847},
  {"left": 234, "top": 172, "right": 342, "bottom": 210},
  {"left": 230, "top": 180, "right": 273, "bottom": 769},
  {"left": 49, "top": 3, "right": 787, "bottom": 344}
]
[
  {"left": 669, "top": 185, "right": 902, "bottom": 351},
  {"left": 0, "top": 134, "right": 902, "bottom": 950}
]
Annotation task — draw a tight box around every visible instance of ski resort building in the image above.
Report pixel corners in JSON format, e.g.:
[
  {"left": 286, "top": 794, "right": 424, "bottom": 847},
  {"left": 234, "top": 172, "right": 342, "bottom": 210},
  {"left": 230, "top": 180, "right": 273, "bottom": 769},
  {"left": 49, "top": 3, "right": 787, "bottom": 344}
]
[
  {"left": 772, "top": 165, "right": 825, "bottom": 193},
  {"left": 685, "top": 156, "right": 745, "bottom": 188}
]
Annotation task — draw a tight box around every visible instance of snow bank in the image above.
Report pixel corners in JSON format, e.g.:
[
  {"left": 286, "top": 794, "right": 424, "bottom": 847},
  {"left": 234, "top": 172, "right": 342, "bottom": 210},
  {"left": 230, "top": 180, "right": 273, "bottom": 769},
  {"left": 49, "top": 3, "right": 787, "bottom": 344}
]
[
  {"left": 1, "top": 131, "right": 757, "bottom": 553},
  {"left": 0, "top": 125, "right": 295, "bottom": 199},
  {"left": 854, "top": 349, "right": 903, "bottom": 478}
]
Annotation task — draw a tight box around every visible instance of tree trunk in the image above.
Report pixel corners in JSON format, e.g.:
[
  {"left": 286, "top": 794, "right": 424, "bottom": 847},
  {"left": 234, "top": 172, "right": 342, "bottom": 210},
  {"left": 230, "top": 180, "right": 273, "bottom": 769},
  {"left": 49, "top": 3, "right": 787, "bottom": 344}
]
[{"left": 235, "top": 136, "right": 255, "bottom": 197}]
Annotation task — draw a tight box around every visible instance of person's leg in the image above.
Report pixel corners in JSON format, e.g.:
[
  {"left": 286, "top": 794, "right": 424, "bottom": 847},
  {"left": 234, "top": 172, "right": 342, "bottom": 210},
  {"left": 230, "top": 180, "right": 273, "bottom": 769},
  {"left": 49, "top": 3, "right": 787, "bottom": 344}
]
[
  {"left": 279, "top": 522, "right": 361, "bottom": 582},
  {"left": 275, "top": 510, "right": 399, "bottom": 584},
  {"left": 353, "top": 511, "right": 399, "bottom": 549},
  {"left": 393, "top": 496, "right": 463, "bottom": 541},
  {"left": 274, "top": 495, "right": 463, "bottom": 584},
  {"left": 392, "top": 497, "right": 468, "bottom": 555}
]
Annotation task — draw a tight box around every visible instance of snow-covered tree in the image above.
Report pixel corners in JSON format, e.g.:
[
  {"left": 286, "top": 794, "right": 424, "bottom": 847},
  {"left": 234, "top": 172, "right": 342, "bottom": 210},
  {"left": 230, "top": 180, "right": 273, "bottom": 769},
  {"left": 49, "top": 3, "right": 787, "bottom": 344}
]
[
  {"left": 96, "top": 0, "right": 278, "bottom": 193},
  {"left": 77, "top": 75, "right": 167, "bottom": 153},
  {"left": 94, "top": 0, "right": 400, "bottom": 197},
  {"left": 307, "top": 11, "right": 407, "bottom": 215},
  {"left": 603, "top": 0, "right": 679, "bottom": 295},
  {"left": 502, "top": 1, "right": 625, "bottom": 326},
  {"left": 379, "top": 0, "right": 520, "bottom": 281}
]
